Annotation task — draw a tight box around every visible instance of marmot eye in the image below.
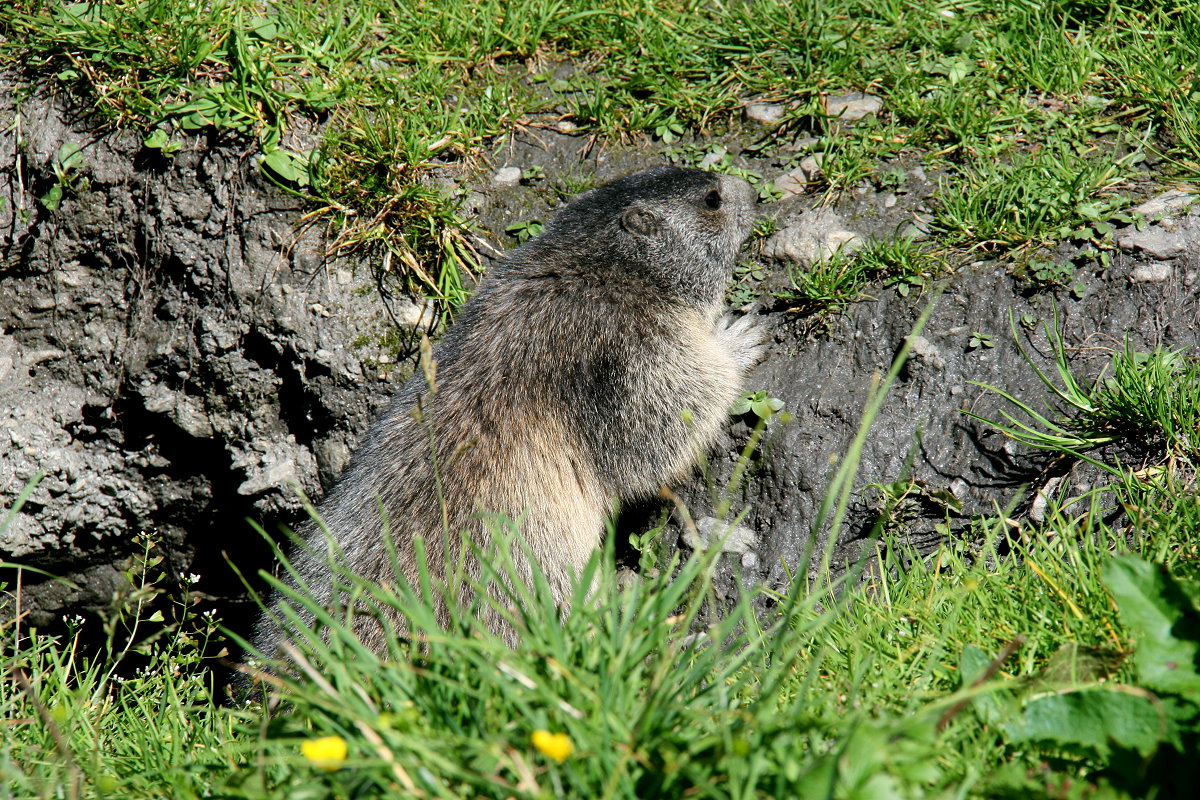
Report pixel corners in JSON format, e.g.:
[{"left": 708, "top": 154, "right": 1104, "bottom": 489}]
[{"left": 704, "top": 189, "right": 722, "bottom": 210}]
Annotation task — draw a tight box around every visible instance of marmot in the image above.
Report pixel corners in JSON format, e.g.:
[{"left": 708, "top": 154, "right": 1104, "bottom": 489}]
[{"left": 252, "top": 165, "right": 763, "bottom": 656}]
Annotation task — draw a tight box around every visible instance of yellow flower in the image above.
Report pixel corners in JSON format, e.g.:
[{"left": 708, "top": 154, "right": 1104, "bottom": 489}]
[
  {"left": 530, "top": 729, "right": 573, "bottom": 763},
  {"left": 301, "top": 735, "right": 348, "bottom": 772}
]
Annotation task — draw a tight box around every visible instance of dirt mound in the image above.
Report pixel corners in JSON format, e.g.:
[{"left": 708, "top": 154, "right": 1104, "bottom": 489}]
[
  {"left": 1, "top": 82, "right": 399, "bottom": 626},
  {"left": 2, "top": 80, "right": 1197, "bottom": 634}
]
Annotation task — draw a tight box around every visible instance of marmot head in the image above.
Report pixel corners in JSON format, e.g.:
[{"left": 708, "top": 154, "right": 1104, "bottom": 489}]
[{"left": 513, "top": 166, "right": 758, "bottom": 306}]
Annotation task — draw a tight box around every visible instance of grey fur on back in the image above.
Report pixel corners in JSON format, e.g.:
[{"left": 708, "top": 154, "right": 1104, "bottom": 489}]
[{"left": 252, "top": 165, "right": 762, "bottom": 655}]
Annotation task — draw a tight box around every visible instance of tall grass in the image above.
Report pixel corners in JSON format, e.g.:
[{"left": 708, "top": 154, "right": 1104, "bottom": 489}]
[{"left": 7, "top": 294, "right": 1199, "bottom": 797}]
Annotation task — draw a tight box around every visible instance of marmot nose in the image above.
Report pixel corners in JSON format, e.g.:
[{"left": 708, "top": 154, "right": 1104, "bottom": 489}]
[
  {"left": 716, "top": 173, "right": 757, "bottom": 212},
  {"left": 716, "top": 173, "right": 759, "bottom": 231}
]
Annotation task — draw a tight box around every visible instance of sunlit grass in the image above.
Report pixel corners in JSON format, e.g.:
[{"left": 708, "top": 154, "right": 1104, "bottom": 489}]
[
  {"left": 4, "top": 1, "right": 1200, "bottom": 311},
  {"left": 3, "top": 2, "right": 1200, "bottom": 797}
]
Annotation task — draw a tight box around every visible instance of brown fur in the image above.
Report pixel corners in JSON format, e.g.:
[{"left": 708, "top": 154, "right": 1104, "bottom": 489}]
[{"left": 252, "top": 165, "right": 762, "bottom": 655}]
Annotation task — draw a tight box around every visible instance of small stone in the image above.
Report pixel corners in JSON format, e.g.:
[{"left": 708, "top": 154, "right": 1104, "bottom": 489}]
[
  {"left": 1129, "top": 188, "right": 1196, "bottom": 220},
  {"left": 882, "top": 193, "right": 898, "bottom": 208},
  {"left": 553, "top": 120, "right": 577, "bottom": 134},
  {"left": 238, "top": 458, "right": 298, "bottom": 496},
  {"left": 1116, "top": 227, "right": 1186, "bottom": 260},
  {"left": 909, "top": 166, "right": 928, "bottom": 183},
  {"left": 199, "top": 315, "right": 239, "bottom": 352},
  {"left": 1029, "top": 481, "right": 1053, "bottom": 524},
  {"left": 824, "top": 92, "right": 883, "bottom": 122},
  {"left": 698, "top": 147, "right": 727, "bottom": 169},
  {"left": 0, "top": 336, "right": 20, "bottom": 384},
  {"left": 138, "top": 383, "right": 214, "bottom": 438},
  {"left": 740, "top": 551, "right": 759, "bottom": 569},
  {"left": 492, "top": 166, "right": 522, "bottom": 187},
  {"left": 745, "top": 103, "right": 785, "bottom": 124},
  {"left": 798, "top": 153, "right": 824, "bottom": 180},
  {"left": 57, "top": 264, "right": 90, "bottom": 288},
  {"left": 949, "top": 478, "right": 970, "bottom": 500},
  {"left": 394, "top": 298, "right": 436, "bottom": 330},
  {"left": 683, "top": 517, "right": 758, "bottom": 555},
  {"left": 772, "top": 167, "right": 809, "bottom": 196},
  {"left": 825, "top": 230, "right": 859, "bottom": 252},
  {"left": 786, "top": 136, "right": 820, "bottom": 152},
  {"left": 615, "top": 568, "right": 640, "bottom": 592},
  {"left": 762, "top": 210, "right": 863, "bottom": 267},
  {"left": 23, "top": 348, "right": 66, "bottom": 367},
  {"left": 1130, "top": 263, "right": 1172, "bottom": 283},
  {"left": 906, "top": 335, "right": 945, "bottom": 371},
  {"left": 898, "top": 222, "right": 928, "bottom": 241}
]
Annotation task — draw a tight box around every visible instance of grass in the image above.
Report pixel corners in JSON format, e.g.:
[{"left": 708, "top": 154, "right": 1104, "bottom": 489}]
[
  {"left": 930, "top": 138, "right": 1135, "bottom": 249},
  {"left": 5, "top": 301, "right": 1200, "bottom": 797},
  {"left": 966, "top": 311, "right": 1200, "bottom": 470},
  {"left": 2, "top": 534, "right": 238, "bottom": 798},
  {"left": 4, "top": 1, "right": 1200, "bottom": 314},
  {"left": 773, "top": 236, "right": 944, "bottom": 318}
]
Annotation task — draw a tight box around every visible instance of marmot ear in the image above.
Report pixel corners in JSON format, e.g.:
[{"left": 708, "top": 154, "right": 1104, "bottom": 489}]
[{"left": 620, "top": 204, "right": 661, "bottom": 237}]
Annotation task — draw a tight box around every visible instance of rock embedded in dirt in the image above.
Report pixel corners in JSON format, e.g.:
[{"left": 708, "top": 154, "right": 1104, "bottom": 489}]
[
  {"left": 772, "top": 167, "right": 809, "bottom": 196},
  {"left": 824, "top": 92, "right": 884, "bottom": 122},
  {"left": 745, "top": 103, "right": 785, "bottom": 124},
  {"left": 683, "top": 517, "right": 758, "bottom": 555},
  {"left": 699, "top": 147, "right": 728, "bottom": 169},
  {"left": 1129, "top": 263, "right": 1173, "bottom": 283},
  {"left": 785, "top": 136, "right": 820, "bottom": 153},
  {"left": 761, "top": 210, "right": 863, "bottom": 268},
  {"left": 1117, "top": 226, "right": 1187, "bottom": 260},
  {"left": 1130, "top": 188, "right": 1196, "bottom": 220},
  {"left": 769, "top": 156, "right": 822, "bottom": 195},
  {"left": 492, "top": 166, "right": 523, "bottom": 187},
  {"left": 904, "top": 335, "right": 946, "bottom": 374},
  {"left": 797, "top": 153, "right": 824, "bottom": 181}
]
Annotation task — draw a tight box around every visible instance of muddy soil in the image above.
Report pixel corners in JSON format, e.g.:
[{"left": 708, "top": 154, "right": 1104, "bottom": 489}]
[
  {"left": 1, "top": 82, "right": 401, "bottom": 627},
  {"left": 2, "top": 79, "right": 1198, "bottom": 638}
]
